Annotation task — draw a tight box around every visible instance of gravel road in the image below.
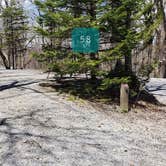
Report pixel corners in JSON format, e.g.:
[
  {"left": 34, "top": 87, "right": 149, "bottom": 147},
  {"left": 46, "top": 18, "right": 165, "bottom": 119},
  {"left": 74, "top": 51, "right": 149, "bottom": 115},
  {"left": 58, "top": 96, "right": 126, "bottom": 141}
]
[
  {"left": 146, "top": 78, "right": 166, "bottom": 105},
  {"left": 0, "top": 69, "right": 166, "bottom": 166}
]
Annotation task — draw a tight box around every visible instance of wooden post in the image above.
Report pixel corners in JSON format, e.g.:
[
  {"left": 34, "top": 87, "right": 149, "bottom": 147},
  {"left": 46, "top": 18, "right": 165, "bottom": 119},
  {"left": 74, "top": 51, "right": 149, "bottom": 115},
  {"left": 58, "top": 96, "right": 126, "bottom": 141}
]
[
  {"left": 120, "top": 83, "right": 129, "bottom": 112},
  {"left": 159, "top": 59, "right": 166, "bottom": 78}
]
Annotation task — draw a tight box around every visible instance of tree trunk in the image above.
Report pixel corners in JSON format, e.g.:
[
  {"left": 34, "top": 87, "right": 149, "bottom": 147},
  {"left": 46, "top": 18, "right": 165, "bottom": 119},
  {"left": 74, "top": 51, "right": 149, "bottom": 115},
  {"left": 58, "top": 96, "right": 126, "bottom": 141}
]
[
  {"left": 89, "top": 1, "right": 98, "bottom": 79},
  {"left": 125, "top": 8, "right": 132, "bottom": 73},
  {"left": 156, "top": 0, "right": 166, "bottom": 77},
  {"left": 0, "top": 49, "right": 10, "bottom": 69}
]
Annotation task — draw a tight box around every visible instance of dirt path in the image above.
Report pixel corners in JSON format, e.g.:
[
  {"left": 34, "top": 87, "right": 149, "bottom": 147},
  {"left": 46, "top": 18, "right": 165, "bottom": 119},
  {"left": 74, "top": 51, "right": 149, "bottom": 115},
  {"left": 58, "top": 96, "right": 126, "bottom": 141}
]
[{"left": 0, "top": 69, "right": 166, "bottom": 166}]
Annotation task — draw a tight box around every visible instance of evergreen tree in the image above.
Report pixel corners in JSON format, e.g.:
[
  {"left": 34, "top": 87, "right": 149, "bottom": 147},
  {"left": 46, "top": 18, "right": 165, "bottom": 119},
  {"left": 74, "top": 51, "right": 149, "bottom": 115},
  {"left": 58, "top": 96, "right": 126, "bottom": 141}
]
[
  {"left": 1, "top": 0, "right": 28, "bottom": 69},
  {"left": 34, "top": 0, "right": 162, "bottom": 89},
  {"left": 34, "top": 0, "right": 96, "bottom": 78},
  {"left": 98, "top": 0, "right": 161, "bottom": 88}
]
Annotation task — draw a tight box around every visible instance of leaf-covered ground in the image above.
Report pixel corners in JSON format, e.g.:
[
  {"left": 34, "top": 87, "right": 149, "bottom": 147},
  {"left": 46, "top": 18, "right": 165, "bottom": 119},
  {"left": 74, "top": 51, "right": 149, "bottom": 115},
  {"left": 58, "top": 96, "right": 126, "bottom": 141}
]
[{"left": 0, "top": 69, "right": 165, "bottom": 166}]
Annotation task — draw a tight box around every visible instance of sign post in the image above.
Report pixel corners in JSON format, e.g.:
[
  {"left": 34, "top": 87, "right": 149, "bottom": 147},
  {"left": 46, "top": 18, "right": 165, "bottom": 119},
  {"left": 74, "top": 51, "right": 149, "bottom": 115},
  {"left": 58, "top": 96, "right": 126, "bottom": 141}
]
[{"left": 120, "top": 83, "right": 129, "bottom": 112}]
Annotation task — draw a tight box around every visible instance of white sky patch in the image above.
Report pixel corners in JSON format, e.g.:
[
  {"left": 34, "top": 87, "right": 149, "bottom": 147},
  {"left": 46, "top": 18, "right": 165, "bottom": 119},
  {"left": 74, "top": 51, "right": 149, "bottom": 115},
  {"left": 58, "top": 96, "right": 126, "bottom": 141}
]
[
  {"left": 23, "top": 0, "right": 33, "bottom": 9},
  {"left": 22, "top": 0, "right": 38, "bottom": 24}
]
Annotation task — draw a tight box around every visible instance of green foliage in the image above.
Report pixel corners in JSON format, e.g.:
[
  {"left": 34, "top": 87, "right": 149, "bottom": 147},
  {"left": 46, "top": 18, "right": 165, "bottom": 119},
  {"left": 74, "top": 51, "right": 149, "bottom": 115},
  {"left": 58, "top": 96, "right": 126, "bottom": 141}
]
[
  {"left": 139, "top": 61, "right": 158, "bottom": 79},
  {"left": 99, "top": 77, "right": 131, "bottom": 90},
  {"left": 34, "top": 0, "right": 161, "bottom": 91},
  {"left": 0, "top": 1, "right": 28, "bottom": 69}
]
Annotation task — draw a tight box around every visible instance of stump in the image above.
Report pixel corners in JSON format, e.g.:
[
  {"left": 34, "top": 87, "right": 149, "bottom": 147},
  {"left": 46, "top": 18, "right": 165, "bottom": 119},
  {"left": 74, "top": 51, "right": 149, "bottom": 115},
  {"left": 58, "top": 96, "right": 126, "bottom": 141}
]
[{"left": 120, "top": 83, "right": 129, "bottom": 112}]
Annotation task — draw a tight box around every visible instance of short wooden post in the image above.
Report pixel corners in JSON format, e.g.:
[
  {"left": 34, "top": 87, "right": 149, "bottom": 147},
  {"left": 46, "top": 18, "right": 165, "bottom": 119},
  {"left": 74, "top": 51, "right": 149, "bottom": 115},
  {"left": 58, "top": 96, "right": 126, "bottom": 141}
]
[
  {"left": 159, "top": 59, "right": 166, "bottom": 78},
  {"left": 120, "top": 83, "right": 129, "bottom": 112}
]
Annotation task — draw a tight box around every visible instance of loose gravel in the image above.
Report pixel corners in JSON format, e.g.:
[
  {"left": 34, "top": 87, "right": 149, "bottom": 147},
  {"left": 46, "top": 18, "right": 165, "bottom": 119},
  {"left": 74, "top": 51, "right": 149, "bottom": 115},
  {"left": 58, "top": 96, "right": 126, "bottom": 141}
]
[{"left": 0, "top": 69, "right": 166, "bottom": 166}]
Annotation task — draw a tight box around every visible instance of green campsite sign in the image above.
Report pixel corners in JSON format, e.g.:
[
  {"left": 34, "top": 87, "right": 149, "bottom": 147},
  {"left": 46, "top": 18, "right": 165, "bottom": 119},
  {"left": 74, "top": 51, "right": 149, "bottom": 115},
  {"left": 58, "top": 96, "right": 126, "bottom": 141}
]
[{"left": 72, "top": 28, "right": 99, "bottom": 53}]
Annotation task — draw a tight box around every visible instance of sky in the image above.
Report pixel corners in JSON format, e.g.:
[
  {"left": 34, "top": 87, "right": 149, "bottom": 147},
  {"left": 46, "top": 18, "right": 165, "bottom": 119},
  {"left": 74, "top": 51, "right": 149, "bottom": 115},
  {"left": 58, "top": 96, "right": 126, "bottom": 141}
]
[
  {"left": 23, "top": 0, "right": 38, "bottom": 24},
  {"left": 23, "top": 0, "right": 34, "bottom": 9}
]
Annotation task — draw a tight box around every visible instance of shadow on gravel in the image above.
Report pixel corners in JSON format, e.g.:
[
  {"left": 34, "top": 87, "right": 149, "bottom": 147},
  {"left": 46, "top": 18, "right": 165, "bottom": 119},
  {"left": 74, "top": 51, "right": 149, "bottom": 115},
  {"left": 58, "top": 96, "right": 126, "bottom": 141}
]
[
  {"left": 39, "top": 78, "right": 163, "bottom": 107},
  {"left": 0, "top": 109, "right": 52, "bottom": 164},
  {"left": 0, "top": 80, "right": 39, "bottom": 91},
  {"left": 145, "top": 84, "right": 166, "bottom": 97},
  {"left": 0, "top": 81, "right": 18, "bottom": 91},
  {"left": 0, "top": 108, "right": 111, "bottom": 165},
  {"left": 40, "top": 78, "right": 120, "bottom": 104}
]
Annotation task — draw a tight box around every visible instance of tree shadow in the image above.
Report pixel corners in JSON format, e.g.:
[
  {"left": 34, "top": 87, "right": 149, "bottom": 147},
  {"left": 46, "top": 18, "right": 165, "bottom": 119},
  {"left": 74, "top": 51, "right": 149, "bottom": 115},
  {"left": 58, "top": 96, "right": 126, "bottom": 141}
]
[
  {"left": 0, "top": 80, "right": 39, "bottom": 91},
  {"left": 0, "top": 81, "right": 18, "bottom": 91},
  {"left": 40, "top": 78, "right": 120, "bottom": 104},
  {"left": 0, "top": 107, "right": 113, "bottom": 165},
  {"left": 145, "top": 84, "right": 166, "bottom": 97},
  {"left": 138, "top": 90, "right": 162, "bottom": 105}
]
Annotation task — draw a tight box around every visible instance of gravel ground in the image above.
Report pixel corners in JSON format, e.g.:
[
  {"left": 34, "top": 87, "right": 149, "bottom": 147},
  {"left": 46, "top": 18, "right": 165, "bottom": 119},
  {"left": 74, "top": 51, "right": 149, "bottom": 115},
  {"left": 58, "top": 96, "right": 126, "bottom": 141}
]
[
  {"left": 146, "top": 78, "right": 166, "bottom": 105},
  {"left": 0, "top": 69, "right": 166, "bottom": 166}
]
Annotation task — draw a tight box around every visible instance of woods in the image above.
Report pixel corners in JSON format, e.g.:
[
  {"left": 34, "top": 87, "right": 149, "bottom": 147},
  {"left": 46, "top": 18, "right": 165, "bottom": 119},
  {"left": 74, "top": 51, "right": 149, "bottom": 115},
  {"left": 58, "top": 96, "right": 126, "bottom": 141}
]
[
  {"left": 29, "top": 0, "right": 165, "bottom": 98},
  {"left": 0, "top": 0, "right": 28, "bottom": 69},
  {"left": 0, "top": 0, "right": 165, "bottom": 95},
  {"left": 0, "top": 1, "right": 166, "bottom": 165}
]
